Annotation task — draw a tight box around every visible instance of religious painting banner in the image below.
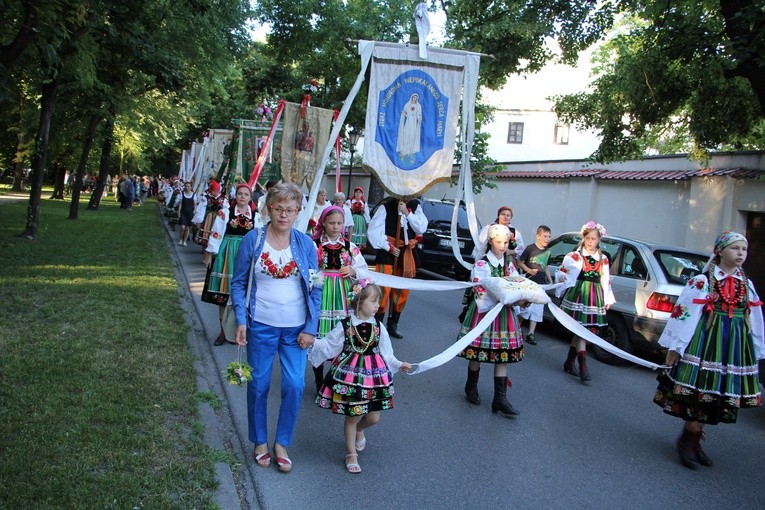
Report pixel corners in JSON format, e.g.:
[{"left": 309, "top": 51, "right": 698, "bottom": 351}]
[
  {"left": 229, "top": 120, "right": 282, "bottom": 186},
  {"left": 280, "top": 102, "right": 335, "bottom": 190},
  {"left": 363, "top": 42, "right": 470, "bottom": 197}
]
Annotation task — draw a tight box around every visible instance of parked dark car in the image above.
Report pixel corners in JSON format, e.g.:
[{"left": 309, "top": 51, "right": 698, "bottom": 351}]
[
  {"left": 368, "top": 198, "right": 479, "bottom": 280},
  {"left": 542, "top": 232, "right": 708, "bottom": 364},
  {"left": 416, "top": 198, "right": 479, "bottom": 280}
]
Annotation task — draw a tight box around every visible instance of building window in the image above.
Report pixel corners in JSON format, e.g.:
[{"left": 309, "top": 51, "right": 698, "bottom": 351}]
[
  {"left": 554, "top": 123, "right": 570, "bottom": 145},
  {"left": 507, "top": 122, "right": 524, "bottom": 144}
]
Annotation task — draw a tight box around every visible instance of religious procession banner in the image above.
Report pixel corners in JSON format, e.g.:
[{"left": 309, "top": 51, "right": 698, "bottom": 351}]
[
  {"left": 363, "top": 42, "right": 479, "bottom": 197},
  {"left": 229, "top": 119, "right": 282, "bottom": 185},
  {"left": 279, "top": 102, "right": 335, "bottom": 190}
]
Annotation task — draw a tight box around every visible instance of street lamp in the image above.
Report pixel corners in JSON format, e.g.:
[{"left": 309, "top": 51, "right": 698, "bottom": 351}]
[{"left": 346, "top": 130, "right": 361, "bottom": 196}]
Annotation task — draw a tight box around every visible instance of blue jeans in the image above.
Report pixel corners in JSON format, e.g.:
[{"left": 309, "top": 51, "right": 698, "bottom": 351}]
[{"left": 246, "top": 321, "right": 307, "bottom": 447}]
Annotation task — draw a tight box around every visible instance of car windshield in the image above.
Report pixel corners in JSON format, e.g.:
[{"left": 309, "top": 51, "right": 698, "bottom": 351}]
[
  {"left": 655, "top": 250, "right": 708, "bottom": 285},
  {"left": 423, "top": 202, "right": 472, "bottom": 228}
]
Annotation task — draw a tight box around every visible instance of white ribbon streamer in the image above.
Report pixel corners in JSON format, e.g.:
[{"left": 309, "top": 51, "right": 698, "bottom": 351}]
[
  {"left": 408, "top": 303, "right": 503, "bottom": 375},
  {"left": 545, "top": 302, "right": 667, "bottom": 370}
]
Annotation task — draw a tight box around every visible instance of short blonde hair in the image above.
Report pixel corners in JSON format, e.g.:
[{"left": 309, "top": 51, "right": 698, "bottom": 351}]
[{"left": 266, "top": 181, "right": 303, "bottom": 209}]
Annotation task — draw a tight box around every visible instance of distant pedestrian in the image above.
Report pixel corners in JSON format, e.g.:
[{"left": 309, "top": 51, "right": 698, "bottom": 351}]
[
  {"left": 653, "top": 231, "right": 763, "bottom": 469},
  {"left": 304, "top": 280, "right": 411, "bottom": 474},
  {"left": 177, "top": 182, "right": 197, "bottom": 246},
  {"left": 554, "top": 221, "right": 615, "bottom": 383}
]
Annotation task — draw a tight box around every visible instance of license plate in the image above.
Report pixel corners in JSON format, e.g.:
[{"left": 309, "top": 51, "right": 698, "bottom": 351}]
[{"left": 439, "top": 238, "right": 465, "bottom": 249}]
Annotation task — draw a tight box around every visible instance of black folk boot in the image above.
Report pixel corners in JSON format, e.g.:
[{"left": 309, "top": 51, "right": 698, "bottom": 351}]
[
  {"left": 387, "top": 310, "right": 403, "bottom": 339},
  {"left": 691, "top": 429, "right": 712, "bottom": 467},
  {"left": 464, "top": 367, "right": 481, "bottom": 405},
  {"left": 563, "top": 346, "right": 579, "bottom": 377},
  {"left": 577, "top": 351, "right": 591, "bottom": 382},
  {"left": 491, "top": 376, "right": 519, "bottom": 417},
  {"left": 676, "top": 428, "right": 698, "bottom": 469}
]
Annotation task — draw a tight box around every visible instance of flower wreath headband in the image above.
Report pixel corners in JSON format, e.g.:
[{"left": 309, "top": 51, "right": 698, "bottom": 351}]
[
  {"left": 581, "top": 220, "right": 607, "bottom": 237},
  {"left": 348, "top": 277, "right": 370, "bottom": 301}
]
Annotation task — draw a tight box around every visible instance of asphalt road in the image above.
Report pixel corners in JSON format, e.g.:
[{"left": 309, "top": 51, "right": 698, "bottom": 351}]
[{"left": 169, "top": 221, "right": 765, "bottom": 510}]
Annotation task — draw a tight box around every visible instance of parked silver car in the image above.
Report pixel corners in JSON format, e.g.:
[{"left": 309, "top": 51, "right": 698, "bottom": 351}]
[{"left": 542, "top": 232, "right": 709, "bottom": 364}]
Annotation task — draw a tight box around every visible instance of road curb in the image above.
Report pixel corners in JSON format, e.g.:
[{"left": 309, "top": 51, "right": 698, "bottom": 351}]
[{"left": 157, "top": 205, "right": 258, "bottom": 510}]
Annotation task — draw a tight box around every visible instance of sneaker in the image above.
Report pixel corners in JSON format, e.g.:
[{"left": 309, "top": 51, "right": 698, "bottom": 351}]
[
  {"left": 178, "top": 240, "right": 184, "bottom": 245},
  {"left": 526, "top": 333, "right": 537, "bottom": 345},
  {"left": 182, "top": 241, "right": 187, "bottom": 246}
]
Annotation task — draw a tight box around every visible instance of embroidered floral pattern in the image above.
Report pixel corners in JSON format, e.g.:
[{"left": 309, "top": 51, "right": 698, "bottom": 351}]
[
  {"left": 260, "top": 252, "right": 298, "bottom": 278},
  {"left": 669, "top": 304, "right": 690, "bottom": 321}
]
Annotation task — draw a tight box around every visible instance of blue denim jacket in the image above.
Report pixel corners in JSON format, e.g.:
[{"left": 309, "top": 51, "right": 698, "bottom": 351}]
[{"left": 231, "top": 226, "right": 322, "bottom": 335}]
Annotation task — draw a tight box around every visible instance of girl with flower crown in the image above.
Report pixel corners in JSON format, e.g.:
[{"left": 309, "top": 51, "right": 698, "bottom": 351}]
[
  {"left": 459, "top": 224, "right": 527, "bottom": 417},
  {"left": 309, "top": 206, "right": 371, "bottom": 392},
  {"left": 653, "top": 231, "right": 763, "bottom": 469},
  {"left": 202, "top": 183, "right": 258, "bottom": 346},
  {"left": 303, "top": 280, "right": 411, "bottom": 474},
  {"left": 554, "top": 221, "right": 615, "bottom": 383},
  {"left": 348, "top": 187, "right": 371, "bottom": 250}
]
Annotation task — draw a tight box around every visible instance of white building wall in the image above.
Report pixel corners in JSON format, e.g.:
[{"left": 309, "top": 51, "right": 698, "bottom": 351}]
[{"left": 481, "top": 47, "right": 602, "bottom": 163}]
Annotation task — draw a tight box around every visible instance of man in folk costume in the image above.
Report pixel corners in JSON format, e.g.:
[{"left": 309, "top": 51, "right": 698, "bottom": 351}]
[{"left": 367, "top": 196, "right": 428, "bottom": 338}]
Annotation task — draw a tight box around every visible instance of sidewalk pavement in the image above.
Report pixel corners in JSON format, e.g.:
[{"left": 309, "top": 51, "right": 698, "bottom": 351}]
[{"left": 159, "top": 208, "right": 258, "bottom": 510}]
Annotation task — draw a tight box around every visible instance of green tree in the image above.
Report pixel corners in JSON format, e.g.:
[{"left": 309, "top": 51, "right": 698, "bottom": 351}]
[{"left": 551, "top": 1, "right": 765, "bottom": 162}]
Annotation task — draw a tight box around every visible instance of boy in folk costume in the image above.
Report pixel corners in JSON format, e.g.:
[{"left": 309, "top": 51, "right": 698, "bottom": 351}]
[{"left": 367, "top": 197, "right": 428, "bottom": 339}]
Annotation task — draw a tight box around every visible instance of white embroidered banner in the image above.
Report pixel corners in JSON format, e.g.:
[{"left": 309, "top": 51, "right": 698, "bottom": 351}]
[{"left": 363, "top": 42, "right": 478, "bottom": 197}]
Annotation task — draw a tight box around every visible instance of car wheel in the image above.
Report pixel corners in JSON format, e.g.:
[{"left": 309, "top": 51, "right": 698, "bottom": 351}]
[{"left": 592, "top": 313, "right": 632, "bottom": 366}]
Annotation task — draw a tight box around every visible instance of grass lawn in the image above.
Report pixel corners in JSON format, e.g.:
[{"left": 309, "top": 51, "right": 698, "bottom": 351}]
[{"left": 0, "top": 190, "right": 219, "bottom": 509}]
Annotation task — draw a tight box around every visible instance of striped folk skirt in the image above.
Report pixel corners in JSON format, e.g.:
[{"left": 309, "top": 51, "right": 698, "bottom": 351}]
[
  {"left": 457, "top": 302, "right": 525, "bottom": 364},
  {"left": 317, "top": 271, "right": 352, "bottom": 339},
  {"left": 560, "top": 280, "right": 608, "bottom": 330},
  {"left": 654, "top": 307, "right": 762, "bottom": 424},
  {"left": 201, "top": 235, "right": 243, "bottom": 306}
]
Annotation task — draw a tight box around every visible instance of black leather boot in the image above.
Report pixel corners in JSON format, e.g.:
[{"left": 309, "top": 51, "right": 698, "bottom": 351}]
[
  {"left": 676, "top": 428, "right": 698, "bottom": 469},
  {"left": 563, "top": 346, "right": 579, "bottom": 377},
  {"left": 387, "top": 310, "right": 403, "bottom": 339},
  {"left": 491, "top": 376, "right": 519, "bottom": 417},
  {"left": 691, "top": 429, "right": 712, "bottom": 467},
  {"left": 464, "top": 367, "right": 481, "bottom": 405},
  {"left": 577, "top": 351, "right": 591, "bottom": 382}
]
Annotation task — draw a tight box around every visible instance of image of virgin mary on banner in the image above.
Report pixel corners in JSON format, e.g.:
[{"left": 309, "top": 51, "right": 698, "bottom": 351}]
[{"left": 363, "top": 43, "right": 467, "bottom": 197}]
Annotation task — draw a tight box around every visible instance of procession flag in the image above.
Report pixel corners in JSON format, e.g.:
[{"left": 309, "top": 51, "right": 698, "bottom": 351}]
[{"left": 362, "top": 42, "right": 479, "bottom": 197}]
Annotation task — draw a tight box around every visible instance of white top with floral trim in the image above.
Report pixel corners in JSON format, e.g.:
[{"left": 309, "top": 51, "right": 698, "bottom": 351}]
[{"left": 658, "top": 266, "right": 764, "bottom": 359}]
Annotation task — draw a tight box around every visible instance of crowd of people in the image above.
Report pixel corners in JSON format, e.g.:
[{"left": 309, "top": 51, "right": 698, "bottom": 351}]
[{"left": 157, "top": 178, "right": 762, "bottom": 475}]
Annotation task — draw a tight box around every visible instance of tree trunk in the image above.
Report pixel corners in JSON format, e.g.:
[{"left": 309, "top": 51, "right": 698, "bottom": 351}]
[
  {"left": 49, "top": 161, "right": 65, "bottom": 199},
  {"left": 20, "top": 78, "right": 58, "bottom": 240},
  {"left": 11, "top": 131, "right": 25, "bottom": 191},
  {"left": 87, "top": 116, "right": 114, "bottom": 211},
  {"left": 69, "top": 113, "right": 99, "bottom": 219}
]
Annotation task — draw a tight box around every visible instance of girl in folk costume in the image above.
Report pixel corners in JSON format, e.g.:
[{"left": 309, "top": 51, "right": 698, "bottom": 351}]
[
  {"left": 555, "top": 221, "right": 615, "bottom": 383},
  {"left": 303, "top": 280, "right": 411, "bottom": 474},
  {"left": 197, "top": 180, "right": 228, "bottom": 248},
  {"left": 310, "top": 206, "right": 371, "bottom": 392},
  {"left": 348, "top": 187, "right": 371, "bottom": 250},
  {"left": 654, "top": 232, "right": 763, "bottom": 469},
  {"left": 459, "top": 224, "right": 527, "bottom": 417},
  {"left": 177, "top": 181, "right": 197, "bottom": 246},
  {"left": 201, "top": 184, "right": 257, "bottom": 345}
]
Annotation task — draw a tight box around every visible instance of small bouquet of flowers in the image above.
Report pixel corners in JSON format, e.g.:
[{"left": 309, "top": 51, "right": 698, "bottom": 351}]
[
  {"left": 225, "top": 347, "right": 253, "bottom": 386},
  {"left": 256, "top": 102, "right": 274, "bottom": 124},
  {"left": 302, "top": 79, "right": 319, "bottom": 93}
]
